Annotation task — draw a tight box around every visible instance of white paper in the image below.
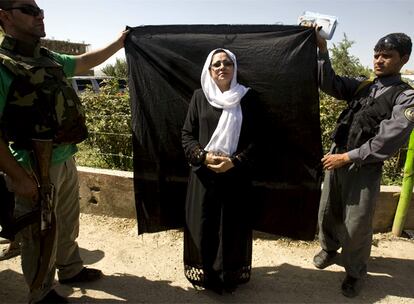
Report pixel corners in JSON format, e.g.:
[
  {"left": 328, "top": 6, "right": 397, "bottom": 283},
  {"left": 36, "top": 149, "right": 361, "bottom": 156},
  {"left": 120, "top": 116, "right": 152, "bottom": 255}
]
[{"left": 298, "top": 11, "right": 338, "bottom": 40}]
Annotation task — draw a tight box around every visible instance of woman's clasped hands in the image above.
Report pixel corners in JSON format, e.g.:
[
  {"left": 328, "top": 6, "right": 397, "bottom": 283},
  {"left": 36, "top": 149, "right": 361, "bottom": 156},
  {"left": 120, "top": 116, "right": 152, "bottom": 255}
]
[{"left": 204, "top": 151, "right": 234, "bottom": 173}]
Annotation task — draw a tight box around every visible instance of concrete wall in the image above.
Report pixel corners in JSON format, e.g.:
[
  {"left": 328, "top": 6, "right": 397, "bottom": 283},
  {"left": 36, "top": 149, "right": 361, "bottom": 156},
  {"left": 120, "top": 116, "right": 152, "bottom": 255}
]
[
  {"left": 78, "top": 167, "right": 135, "bottom": 219},
  {"left": 77, "top": 167, "right": 414, "bottom": 233}
]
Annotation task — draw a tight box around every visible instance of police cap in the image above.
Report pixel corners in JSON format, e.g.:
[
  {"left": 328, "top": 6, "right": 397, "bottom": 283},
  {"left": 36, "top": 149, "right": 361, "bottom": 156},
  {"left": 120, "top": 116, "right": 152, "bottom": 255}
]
[{"left": 374, "top": 33, "right": 412, "bottom": 57}]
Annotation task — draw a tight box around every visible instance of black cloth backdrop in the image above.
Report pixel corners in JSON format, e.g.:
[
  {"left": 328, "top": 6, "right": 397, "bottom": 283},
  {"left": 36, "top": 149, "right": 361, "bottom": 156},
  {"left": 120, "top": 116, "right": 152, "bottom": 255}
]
[{"left": 125, "top": 24, "right": 323, "bottom": 240}]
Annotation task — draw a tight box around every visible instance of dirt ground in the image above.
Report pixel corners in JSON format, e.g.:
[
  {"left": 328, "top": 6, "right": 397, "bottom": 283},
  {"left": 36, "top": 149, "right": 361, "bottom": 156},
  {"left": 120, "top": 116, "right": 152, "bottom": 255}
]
[{"left": 1, "top": 213, "right": 414, "bottom": 304}]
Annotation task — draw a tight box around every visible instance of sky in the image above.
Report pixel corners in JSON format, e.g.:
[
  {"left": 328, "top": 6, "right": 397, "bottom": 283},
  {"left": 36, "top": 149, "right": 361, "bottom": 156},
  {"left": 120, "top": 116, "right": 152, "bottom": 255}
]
[{"left": 37, "top": 0, "right": 414, "bottom": 72}]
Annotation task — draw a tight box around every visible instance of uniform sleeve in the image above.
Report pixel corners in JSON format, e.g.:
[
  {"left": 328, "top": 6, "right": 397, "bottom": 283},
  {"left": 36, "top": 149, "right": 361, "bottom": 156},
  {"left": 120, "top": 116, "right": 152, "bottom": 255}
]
[
  {"left": 182, "top": 91, "right": 206, "bottom": 167},
  {"left": 318, "top": 51, "right": 361, "bottom": 101},
  {"left": 49, "top": 51, "right": 77, "bottom": 78},
  {"left": 348, "top": 89, "right": 414, "bottom": 164}
]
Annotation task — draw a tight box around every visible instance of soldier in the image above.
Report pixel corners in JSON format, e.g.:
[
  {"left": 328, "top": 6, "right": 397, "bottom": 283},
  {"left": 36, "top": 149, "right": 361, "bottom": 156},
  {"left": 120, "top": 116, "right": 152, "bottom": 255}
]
[
  {"left": 312, "top": 28, "right": 414, "bottom": 298},
  {"left": 0, "top": 0, "right": 128, "bottom": 303}
]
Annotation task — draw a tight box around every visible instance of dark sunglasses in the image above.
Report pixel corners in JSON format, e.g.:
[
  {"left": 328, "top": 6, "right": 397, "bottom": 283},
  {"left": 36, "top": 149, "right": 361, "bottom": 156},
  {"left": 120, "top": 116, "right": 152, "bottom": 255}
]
[
  {"left": 6, "top": 5, "right": 44, "bottom": 17},
  {"left": 210, "top": 60, "right": 234, "bottom": 69}
]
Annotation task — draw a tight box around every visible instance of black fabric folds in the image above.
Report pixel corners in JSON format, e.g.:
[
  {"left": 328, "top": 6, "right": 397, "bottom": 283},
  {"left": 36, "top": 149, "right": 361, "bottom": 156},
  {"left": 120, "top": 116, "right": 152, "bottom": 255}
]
[{"left": 125, "top": 24, "right": 323, "bottom": 240}]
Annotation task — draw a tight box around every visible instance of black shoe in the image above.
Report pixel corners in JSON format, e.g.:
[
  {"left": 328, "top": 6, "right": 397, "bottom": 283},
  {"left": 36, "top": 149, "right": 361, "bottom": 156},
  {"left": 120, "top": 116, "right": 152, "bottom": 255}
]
[
  {"left": 313, "top": 249, "right": 337, "bottom": 269},
  {"left": 0, "top": 244, "right": 20, "bottom": 261},
  {"left": 204, "top": 273, "right": 223, "bottom": 295},
  {"left": 223, "top": 282, "right": 237, "bottom": 294},
  {"left": 36, "top": 290, "right": 68, "bottom": 304},
  {"left": 59, "top": 267, "right": 103, "bottom": 284},
  {"left": 341, "top": 275, "right": 362, "bottom": 298},
  {"left": 204, "top": 281, "right": 223, "bottom": 295}
]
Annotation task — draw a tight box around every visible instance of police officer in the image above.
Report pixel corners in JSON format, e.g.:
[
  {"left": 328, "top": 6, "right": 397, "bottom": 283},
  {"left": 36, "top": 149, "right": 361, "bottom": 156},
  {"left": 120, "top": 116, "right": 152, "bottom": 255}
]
[
  {"left": 312, "top": 29, "right": 414, "bottom": 298},
  {"left": 0, "top": 0, "right": 128, "bottom": 303}
]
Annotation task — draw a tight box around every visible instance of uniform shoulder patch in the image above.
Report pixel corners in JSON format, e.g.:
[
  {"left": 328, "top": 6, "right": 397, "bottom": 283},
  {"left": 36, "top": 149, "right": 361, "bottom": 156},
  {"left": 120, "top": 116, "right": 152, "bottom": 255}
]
[{"left": 404, "top": 106, "right": 414, "bottom": 123}]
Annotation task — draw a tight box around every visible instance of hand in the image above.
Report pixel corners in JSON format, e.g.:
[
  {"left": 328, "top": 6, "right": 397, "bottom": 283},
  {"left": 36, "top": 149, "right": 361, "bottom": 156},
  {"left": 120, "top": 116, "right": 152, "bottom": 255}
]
[
  {"left": 116, "top": 29, "right": 130, "bottom": 48},
  {"left": 204, "top": 152, "right": 227, "bottom": 165},
  {"left": 206, "top": 156, "right": 234, "bottom": 173},
  {"left": 8, "top": 173, "right": 39, "bottom": 202},
  {"left": 303, "top": 22, "right": 328, "bottom": 53},
  {"left": 205, "top": 152, "right": 218, "bottom": 165},
  {"left": 321, "top": 153, "right": 351, "bottom": 170},
  {"left": 312, "top": 23, "right": 328, "bottom": 53}
]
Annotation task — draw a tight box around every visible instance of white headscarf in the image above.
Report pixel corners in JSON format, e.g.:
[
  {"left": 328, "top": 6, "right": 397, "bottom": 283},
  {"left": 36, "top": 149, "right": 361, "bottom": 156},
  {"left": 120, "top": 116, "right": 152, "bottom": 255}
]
[{"left": 201, "top": 48, "right": 249, "bottom": 156}]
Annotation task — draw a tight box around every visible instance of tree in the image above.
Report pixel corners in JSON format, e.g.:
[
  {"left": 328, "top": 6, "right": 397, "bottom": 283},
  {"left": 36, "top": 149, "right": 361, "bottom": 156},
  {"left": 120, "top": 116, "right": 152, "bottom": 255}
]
[
  {"left": 101, "top": 58, "right": 128, "bottom": 78},
  {"left": 329, "top": 34, "right": 372, "bottom": 78}
]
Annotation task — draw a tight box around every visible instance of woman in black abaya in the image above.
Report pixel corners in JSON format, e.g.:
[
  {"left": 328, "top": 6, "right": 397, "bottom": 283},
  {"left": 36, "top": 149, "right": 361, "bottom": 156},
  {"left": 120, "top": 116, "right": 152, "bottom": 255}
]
[{"left": 182, "top": 48, "right": 259, "bottom": 294}]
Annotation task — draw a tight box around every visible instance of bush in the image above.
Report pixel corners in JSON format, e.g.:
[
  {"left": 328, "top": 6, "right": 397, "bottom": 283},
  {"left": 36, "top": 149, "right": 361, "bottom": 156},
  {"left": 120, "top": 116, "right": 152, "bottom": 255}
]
[{"left": 75, "top": 79, "right": 133, "bottom": 171}]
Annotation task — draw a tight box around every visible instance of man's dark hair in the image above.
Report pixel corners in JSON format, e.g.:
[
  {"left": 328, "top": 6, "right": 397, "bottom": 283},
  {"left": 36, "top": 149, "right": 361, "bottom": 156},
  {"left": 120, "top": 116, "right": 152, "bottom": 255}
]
[
  {"left": 0, "top": 1, "right": 15, "bottom": 27},
  {"left": 0, "top": 1, "right": 14, "bottom": 10},
  {"left": 374, "top": 33, "right": 412, "bottom": 57}
]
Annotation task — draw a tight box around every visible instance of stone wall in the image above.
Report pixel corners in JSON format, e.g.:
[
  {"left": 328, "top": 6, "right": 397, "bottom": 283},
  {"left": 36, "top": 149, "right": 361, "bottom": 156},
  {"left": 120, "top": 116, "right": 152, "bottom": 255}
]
[{"left": 77, "top": 167, "right": 414, "bottom": 233}]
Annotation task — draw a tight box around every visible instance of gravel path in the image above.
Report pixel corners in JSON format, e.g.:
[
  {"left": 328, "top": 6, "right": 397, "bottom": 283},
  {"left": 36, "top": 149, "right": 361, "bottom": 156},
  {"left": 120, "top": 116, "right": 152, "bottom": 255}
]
[{"left": 1, "top": 213, "right": 414, "bottom": 303}]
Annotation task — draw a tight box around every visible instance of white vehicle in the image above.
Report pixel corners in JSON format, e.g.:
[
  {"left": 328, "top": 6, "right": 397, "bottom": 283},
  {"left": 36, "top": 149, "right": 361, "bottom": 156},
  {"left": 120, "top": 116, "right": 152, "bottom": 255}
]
[{"left": 69, "top": 76, "right": 127, "bottom": 94}]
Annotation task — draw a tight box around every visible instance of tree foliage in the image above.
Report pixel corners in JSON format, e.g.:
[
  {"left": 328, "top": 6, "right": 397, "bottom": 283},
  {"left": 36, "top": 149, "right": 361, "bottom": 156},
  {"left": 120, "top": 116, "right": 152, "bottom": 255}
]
[
  {"left": 101, "top": 58, "right": 128, "bottom": 78},
  {"left": 330, "top": 34, "right": 372, "bottom": 78}
]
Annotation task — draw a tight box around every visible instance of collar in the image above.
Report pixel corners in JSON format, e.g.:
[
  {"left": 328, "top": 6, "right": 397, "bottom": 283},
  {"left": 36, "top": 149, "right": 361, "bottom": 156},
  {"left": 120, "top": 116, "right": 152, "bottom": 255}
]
[
  {"left": 0, "top": 32, "right": 41, "bottom": 57},
  {"left": 374, "top": 74, "right": 402, "bottom": 89}
]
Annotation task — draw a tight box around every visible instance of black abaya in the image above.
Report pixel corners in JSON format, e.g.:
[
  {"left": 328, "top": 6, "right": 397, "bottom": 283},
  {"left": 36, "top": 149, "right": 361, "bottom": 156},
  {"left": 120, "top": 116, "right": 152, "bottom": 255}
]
[{"left": 181, "top": 88, "right": 259, "bottom": 290}]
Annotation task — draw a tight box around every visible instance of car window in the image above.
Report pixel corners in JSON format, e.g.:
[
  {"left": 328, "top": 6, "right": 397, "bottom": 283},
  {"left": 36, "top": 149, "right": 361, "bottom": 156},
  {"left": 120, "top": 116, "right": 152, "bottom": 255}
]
[
  {"left": 96, "top": 79, "right": 105, "bottom": 86},
  {"left": 97, "top": 78, "right": 127, "bottom": 92},
  {"left": 69, "top": 77, "right": 126, "bottom": 95},
  {"left": 118, "top": 79, "right": 127, "bottom": 91},
  {"left": 76, "top": 79, "right": 94, "bottom": 92}
]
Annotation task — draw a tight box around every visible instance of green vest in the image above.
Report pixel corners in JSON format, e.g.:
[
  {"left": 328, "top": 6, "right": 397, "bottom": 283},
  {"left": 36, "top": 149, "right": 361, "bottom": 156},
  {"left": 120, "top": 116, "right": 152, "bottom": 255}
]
[{"left": 0, "top": 34, "right": 87, "bottom": 149}]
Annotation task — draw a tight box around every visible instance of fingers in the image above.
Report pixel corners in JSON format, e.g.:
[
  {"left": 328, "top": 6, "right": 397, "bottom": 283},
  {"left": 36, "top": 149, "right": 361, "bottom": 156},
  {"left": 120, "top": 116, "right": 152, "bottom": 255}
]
[
  {"left": 116, "top": 29, "right": 130, "bottom": 48},
  {"left": 206, "top": 157, "right": 234, "bottom": 173},
  {"left": 310, "top": 23, "right": 328, "bottom": 52},
  {"left": 121, "top": 29, "right": 130, "bottom": 39},
  {"left": 205, "top": 154, "right": 227, "bottom": 165},
  {"left": 321, "top": 153, "right": 335, "bottom": 170},
  {"left": 321, "top": 153, "right": 350, "bottom": 171},
  {"left": 207, "top": 163, "right": 226, "bottom": 173}
]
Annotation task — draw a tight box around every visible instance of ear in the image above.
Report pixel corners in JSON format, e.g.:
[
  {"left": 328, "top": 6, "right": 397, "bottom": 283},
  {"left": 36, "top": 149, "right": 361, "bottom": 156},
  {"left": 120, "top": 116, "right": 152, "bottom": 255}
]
[
  {"left": 401, "top": 54, "right": 410, "bottom": 65},
  {"left": 0, "top": 10, "right": 6, "bottom": 22},
  {"left": 0, "top": 10, "right": 12, "bottom": 29}
]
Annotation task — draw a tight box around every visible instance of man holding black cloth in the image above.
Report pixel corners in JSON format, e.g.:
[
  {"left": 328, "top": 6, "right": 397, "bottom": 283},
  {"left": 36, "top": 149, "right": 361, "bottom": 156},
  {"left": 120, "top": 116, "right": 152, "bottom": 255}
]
[
  {"left": 0, "top": 0, "right": 128, "bottom": 302},
  {"left": 313, "top": 27, "right": 414, "bottom": 298}
]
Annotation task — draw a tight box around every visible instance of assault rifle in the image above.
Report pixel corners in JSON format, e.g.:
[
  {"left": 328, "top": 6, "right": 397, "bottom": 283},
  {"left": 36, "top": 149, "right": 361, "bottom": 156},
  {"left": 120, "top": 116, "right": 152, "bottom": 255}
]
[{"left": 30, "top": 139, "right": 56, "bottom": 291}]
